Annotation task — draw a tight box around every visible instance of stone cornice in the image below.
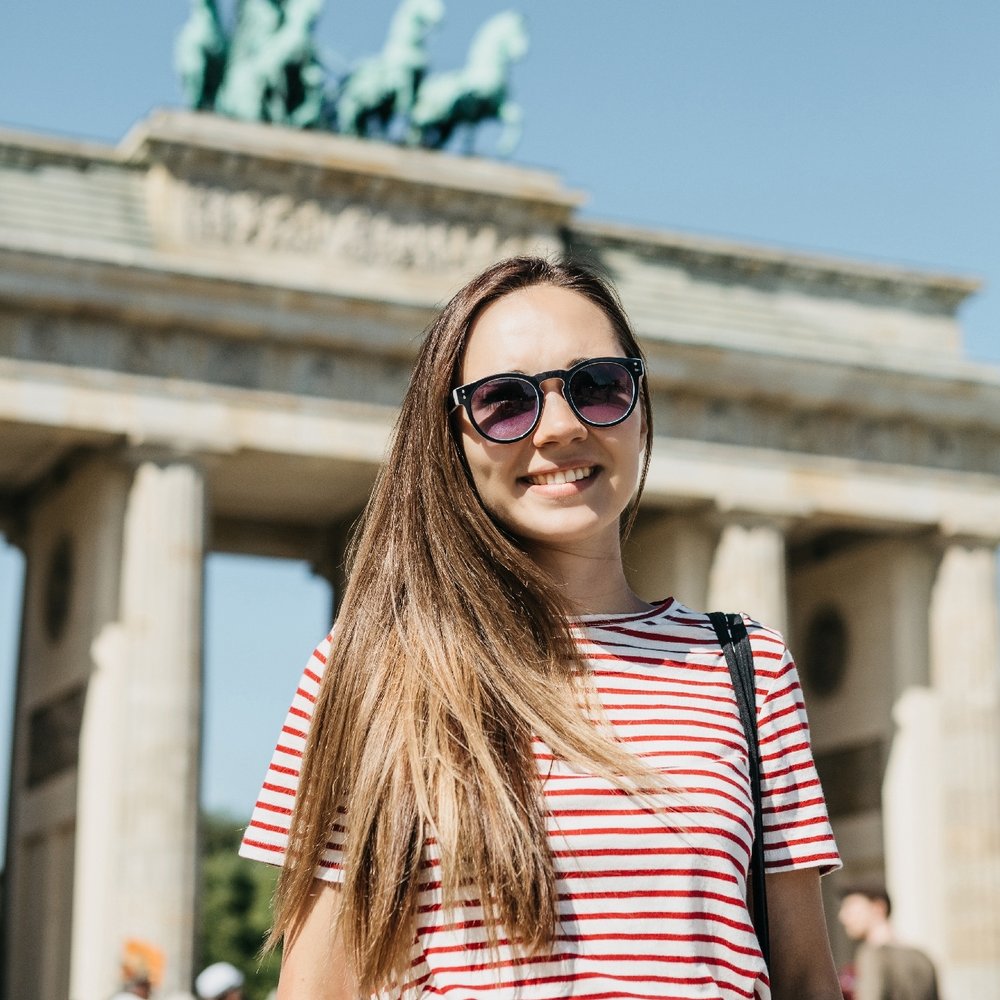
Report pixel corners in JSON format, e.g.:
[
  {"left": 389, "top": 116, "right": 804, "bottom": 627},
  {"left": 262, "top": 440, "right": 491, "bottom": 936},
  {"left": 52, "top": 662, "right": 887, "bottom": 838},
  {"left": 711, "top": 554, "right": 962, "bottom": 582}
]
[
  {"left": 0, "top": 240, "right": 440, "bottom": 350},
  {"left": 570, "top": 218, "right": 980, "bottom": 314},
  {"left": 650, "top": 387, "right": 1000, "bottom": 479},
  {"left": 641, "top": 337, "right": 1000, "bottom": 425},
  {"left": 0, "top": 125, "right": 124, "bottom": 172},
  {"left": 119, "top": 109, "right": 585, "bottom": 215},
  {"left": 0, "top": 115, "right": 585, "bottom": 216}
]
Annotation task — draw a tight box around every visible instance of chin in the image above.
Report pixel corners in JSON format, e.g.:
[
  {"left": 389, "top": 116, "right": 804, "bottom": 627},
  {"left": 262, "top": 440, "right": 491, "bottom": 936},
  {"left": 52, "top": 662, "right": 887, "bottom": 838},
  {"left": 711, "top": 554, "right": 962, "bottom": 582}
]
[{"left": 513, "top": 518, "right": 615, "bottom": 551}]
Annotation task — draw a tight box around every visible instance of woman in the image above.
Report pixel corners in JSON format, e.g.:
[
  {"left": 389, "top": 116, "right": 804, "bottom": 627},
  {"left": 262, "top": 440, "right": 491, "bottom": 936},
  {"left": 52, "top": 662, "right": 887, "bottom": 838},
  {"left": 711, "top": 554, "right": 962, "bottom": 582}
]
[{"left": 240, "top": 256, "right": 842, "bottom": 999}]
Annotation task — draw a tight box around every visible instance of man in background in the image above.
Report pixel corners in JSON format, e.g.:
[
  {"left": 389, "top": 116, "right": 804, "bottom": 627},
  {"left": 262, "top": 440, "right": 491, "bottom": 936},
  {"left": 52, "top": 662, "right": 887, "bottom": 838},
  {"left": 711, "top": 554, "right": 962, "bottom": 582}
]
[
  {"left": 837, "top": 884, "right": 940, "bottom": 1000},
  {"left": 110, "top": 939, "right": 165, "bottom": 999},
  {"left": 194, "top": 961, "right": 245, "bottom": 1000}
]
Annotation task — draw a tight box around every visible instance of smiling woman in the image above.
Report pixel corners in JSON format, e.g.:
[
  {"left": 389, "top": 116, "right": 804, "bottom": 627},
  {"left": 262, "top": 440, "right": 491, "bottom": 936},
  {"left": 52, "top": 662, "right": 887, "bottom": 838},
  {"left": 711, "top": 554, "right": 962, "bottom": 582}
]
[{"left": 238, "top": 256, "right": 842, "bottom": 1000}]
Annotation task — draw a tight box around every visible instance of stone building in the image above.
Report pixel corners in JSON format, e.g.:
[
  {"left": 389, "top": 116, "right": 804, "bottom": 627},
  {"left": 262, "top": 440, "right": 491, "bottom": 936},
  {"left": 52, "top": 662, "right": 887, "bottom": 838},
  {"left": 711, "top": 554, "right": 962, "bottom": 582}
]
[{"left": 0, "top": 110, "right": 998, "bottom": 999}]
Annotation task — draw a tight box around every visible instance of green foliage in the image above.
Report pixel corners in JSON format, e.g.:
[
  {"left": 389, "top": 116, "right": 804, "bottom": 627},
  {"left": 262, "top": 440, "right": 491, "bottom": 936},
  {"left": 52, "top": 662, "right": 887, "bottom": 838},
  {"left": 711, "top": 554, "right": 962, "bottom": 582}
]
[{"left": 199, "top": 812, "right": 282, "bottom": 1000}]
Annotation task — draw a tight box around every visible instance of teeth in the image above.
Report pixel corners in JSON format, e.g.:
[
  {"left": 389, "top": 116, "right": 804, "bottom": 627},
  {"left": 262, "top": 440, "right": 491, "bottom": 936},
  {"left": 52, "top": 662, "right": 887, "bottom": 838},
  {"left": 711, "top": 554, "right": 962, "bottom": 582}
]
[{"left": 528, "top": 466, "right": 593, "bottom": 486}]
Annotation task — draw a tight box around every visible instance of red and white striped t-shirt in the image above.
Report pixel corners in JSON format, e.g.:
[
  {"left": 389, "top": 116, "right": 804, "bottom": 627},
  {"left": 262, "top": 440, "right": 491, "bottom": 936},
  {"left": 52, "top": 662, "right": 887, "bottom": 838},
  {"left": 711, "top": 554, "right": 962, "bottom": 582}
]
[{"left": 240, "top": 598, "right": 839, "bottom": 999}]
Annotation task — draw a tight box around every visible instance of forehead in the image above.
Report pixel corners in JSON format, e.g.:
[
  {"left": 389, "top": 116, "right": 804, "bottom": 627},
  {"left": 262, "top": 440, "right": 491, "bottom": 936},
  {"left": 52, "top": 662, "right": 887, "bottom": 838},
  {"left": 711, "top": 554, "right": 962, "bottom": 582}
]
[
  {"left": 461, "top": 284, "right": 622, "bottom": 381},
  {"left": 840, "top": 893, "right": 874, "bottom": 909}
]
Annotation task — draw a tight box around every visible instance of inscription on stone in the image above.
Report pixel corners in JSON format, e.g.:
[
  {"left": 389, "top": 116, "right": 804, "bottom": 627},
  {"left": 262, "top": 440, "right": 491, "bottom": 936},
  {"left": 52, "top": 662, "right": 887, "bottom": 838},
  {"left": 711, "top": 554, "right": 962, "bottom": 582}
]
[
  {"left": 181, "top": 184, "right": 526, "bottom": 271},
  {"left": 28, "top": 686, "right": 86, "bottom": 787}
]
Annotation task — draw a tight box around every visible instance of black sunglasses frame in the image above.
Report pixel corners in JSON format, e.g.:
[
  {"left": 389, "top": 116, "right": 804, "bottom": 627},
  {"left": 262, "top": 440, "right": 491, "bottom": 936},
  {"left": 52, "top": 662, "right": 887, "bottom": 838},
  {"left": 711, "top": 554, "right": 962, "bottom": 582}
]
[{"left": 451, "top": 356, "right": 645, "bottom": 443}]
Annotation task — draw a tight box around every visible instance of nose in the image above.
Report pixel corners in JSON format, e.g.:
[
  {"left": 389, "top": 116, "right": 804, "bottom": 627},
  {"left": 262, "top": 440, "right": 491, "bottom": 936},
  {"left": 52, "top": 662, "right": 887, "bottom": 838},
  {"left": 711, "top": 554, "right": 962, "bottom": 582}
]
[{"left": 532, "top": 378, "right": 586, "bottom": 446}]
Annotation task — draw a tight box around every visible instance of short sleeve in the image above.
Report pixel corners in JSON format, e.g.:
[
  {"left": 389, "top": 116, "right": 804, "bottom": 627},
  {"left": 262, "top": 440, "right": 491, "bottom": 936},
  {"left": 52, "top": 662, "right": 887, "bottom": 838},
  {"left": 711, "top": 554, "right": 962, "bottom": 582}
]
[
  {"left": 238, "top": 630, "right": 347, "bottom": 883},
  {"left": 749, "top": 623, "right": 841, "bottom": 875}
]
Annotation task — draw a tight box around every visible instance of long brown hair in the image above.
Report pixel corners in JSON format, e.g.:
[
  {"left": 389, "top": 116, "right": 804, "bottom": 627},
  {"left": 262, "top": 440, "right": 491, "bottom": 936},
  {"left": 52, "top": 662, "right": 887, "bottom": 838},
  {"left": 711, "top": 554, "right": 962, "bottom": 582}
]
[{"left": 270, "top": 257, "right": 657, "bottom": 992}]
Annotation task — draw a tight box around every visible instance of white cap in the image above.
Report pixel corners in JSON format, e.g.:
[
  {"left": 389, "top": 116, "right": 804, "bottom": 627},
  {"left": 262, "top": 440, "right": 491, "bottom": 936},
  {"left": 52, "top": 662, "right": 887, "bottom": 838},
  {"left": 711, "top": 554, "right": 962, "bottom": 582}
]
[{"left": 195, "top": 962, "right": 245, "bottom": 999}]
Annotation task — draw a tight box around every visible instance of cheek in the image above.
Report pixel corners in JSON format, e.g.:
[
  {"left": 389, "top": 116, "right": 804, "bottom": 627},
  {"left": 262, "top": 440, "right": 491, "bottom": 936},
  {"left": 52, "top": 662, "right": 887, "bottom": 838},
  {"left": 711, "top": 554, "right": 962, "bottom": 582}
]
[
  {"left": 460, "top": 432, "right": 508, "bottom": 496},
  {"left": 616, "top": 418, "right": 646, "bottom": 476}
]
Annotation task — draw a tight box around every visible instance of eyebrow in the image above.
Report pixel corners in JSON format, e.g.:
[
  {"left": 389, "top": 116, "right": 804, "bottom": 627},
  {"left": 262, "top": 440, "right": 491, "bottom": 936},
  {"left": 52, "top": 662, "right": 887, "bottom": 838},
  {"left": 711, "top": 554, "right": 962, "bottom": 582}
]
[{"left": 505, "top": 356, "right": 591, "bottom": 376}]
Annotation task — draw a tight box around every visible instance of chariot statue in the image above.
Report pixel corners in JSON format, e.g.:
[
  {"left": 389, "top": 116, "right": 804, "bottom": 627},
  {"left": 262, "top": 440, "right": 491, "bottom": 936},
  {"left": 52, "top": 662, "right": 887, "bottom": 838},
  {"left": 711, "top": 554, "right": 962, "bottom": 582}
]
[
  {"left": 332, "top": 0, "right": 444, "bottom": 139},
  {"left": 175, "top": 0, "right": 530, "bottom": 154},
  {"left": 408, "top": 10, "right": 528, "bottom": 154}
]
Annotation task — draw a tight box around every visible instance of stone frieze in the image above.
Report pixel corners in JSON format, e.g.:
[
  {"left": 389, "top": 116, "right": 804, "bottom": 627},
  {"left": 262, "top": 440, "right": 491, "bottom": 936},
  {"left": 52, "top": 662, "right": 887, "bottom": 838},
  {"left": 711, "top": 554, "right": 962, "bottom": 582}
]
[{"left": 164, "top": 179, "right": 534, "bottom": 273}]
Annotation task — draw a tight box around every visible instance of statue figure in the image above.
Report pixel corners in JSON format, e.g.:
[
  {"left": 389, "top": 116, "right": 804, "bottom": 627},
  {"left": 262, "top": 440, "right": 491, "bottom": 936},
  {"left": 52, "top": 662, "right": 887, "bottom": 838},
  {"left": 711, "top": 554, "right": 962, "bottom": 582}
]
[
  {"left": 213, "top": 0, "right": 327, "bottom": 127},
  {"left": 175, "top": 0, "right": 228, "bottom": 110},
  {"left": 205, "top": 0, "right": 277, "bottom": 121},
  {"left": 408, "top": 10, "right": 528, "bottom": 154},
  {"left": 174, "top": 1, "right": 530, "bottom": 153},
  {"left": 267, "top": 0, "right": 328, "bottom": 126},
  {"left": 332, "top": 0, "right": 445, "bottom": 139}
]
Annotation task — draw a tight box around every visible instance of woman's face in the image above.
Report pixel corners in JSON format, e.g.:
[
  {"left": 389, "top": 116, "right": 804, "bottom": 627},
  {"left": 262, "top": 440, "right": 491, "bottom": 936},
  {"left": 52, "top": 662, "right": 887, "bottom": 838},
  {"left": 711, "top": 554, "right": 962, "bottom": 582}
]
[{"left": 456, "top": 283, "right": 645, "bottom": 557}]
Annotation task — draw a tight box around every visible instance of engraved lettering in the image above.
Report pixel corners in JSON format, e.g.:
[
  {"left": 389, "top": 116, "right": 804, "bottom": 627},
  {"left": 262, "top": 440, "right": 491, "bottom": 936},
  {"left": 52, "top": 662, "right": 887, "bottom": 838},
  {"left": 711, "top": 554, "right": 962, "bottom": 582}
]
[{"left": 178, "top": 182, "right": 527, "bottom": 272}]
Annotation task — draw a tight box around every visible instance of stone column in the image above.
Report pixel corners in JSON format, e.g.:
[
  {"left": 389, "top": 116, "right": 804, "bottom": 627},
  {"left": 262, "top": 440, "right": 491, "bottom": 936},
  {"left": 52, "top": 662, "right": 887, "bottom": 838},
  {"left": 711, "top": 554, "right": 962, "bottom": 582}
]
[
  {"left": 70, "top": 456, "right": 206, "bottom": 1000},
  {"left": 706, "top": 515, "right": 789, "bottom": 633},
  {"left": 3, "top": 456, "right": 131, "bottom": 1000},
  {"left": 881, "top": 542, "right": 945, "bottom": 964},
  {"left": 927, "top": 536, "right": 1000, "bottom": 998},
  {"left": 625, "top": 510, "right": 717, "bottom": 609}
]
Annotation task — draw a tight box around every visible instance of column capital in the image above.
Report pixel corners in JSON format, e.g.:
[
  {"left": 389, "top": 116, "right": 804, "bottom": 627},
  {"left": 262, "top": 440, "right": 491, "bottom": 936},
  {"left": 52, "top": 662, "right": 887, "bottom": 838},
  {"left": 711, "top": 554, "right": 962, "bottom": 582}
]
[
  {"left": 706, "top": 516, "right": 789, "bottom": 632},
  {"left": 117, "top": 444, "right": 212, "bottom": 474},
  {"left": 708, "top": 506, "right": 798, "bottom": 534},
  {"left": 934, "top": 527, "right": 1000, "bottom": 551}
]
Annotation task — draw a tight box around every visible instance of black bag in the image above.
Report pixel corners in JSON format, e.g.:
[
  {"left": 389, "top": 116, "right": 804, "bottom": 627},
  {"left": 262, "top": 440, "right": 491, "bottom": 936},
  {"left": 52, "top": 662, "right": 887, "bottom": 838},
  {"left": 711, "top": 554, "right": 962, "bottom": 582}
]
[{"left": 708, "top": 611, "right": 771, "bottom": 969}]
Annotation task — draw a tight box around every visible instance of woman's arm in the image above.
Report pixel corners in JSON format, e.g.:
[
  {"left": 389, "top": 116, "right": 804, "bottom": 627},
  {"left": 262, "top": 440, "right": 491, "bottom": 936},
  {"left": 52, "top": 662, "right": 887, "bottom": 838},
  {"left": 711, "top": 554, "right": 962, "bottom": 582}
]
[
  {"left": 277, "top": 880, "right": 357, "bottom": 1000},
  {"left": 764, "top": 867, "right": 841, "bottom": 1000}
]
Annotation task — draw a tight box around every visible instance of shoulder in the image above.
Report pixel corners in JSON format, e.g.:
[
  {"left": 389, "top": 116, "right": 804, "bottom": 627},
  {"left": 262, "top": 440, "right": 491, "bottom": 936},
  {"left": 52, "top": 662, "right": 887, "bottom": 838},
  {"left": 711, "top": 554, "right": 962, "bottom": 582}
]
[
  {"left": 305, "top": 627, "right": 336, "bottom": 677},
  {"left": 676, "top": 605, "right": 800, "bottom": 704},
  {"left": 884, "top": 942, "right": 938, "bottom": 970},
  {"left": 667, "top": 603, "right": 792, "bottom": 659},
  {"left": 575, "top": 601, "right": 795, "bottom": 681}
]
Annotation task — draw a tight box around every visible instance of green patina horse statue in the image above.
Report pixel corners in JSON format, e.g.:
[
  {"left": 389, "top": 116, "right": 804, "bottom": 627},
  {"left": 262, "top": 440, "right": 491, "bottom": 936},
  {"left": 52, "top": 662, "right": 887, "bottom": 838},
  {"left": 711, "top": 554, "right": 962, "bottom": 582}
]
[
  {"left": 333, "top": 0, "right": 445, "bottom": 139},
  {"left": 174, "top": 0, "right": 530, "bottom": 152},
  {"left": 178, "top": 0, "right": 327, "bottom": 127},
  {"left": 408, "top": 9, "right": 528, "bottom": 154},
  {"left": 175, "top": 0, "right": 228, "bottom": 111}
]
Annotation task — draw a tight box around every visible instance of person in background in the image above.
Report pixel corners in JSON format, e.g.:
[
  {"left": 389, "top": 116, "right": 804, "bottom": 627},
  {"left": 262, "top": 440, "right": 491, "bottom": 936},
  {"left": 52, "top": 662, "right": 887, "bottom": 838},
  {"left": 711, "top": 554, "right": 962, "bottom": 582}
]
[
  {"left": 194, "top": 961, "right": 246, "bottom": 1000},
  {"left": 837, "top": 884, "right": 940, "bottom": 1000},
  {"left": 110, "top": 939, "right": 164, "bottom": 999}
]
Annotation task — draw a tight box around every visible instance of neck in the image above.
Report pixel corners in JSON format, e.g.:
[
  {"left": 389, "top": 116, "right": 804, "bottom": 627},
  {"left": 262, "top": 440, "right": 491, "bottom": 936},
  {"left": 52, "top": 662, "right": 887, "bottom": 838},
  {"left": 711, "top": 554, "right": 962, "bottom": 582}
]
[
  {"left": 526, "top": 536, "right": 653, "bottom": 616},
  {"left": 866, "top": 919, "right": 894, "bottom": 946}
]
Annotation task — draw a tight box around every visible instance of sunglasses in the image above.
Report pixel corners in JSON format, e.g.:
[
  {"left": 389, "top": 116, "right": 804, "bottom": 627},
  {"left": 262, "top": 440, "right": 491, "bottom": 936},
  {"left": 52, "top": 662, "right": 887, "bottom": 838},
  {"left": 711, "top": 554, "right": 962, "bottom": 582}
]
[{"left": 451, "top": 356, "right": 645, "bottom": 443}]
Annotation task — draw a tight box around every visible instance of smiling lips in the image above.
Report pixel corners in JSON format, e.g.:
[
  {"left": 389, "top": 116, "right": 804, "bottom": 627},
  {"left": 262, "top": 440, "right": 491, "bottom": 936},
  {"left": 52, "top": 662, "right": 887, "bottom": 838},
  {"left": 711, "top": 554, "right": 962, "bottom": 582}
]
[{"left": 524, "top": 465, "right": 595, "bottom": 486}]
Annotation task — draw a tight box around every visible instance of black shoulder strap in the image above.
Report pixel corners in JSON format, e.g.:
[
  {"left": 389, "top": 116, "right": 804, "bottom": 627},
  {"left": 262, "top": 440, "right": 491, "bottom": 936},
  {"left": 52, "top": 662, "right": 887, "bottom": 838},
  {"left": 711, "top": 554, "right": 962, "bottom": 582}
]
[{"left": 709, "top": 611, "right": 771, "bottom": 969}]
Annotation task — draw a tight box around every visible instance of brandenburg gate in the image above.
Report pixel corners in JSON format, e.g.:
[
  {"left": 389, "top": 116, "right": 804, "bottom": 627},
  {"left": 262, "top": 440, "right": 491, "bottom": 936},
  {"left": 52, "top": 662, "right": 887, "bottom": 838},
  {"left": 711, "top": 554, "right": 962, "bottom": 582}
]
[{"left": 0, "top": 110, "right": 998, "bottom": 999}]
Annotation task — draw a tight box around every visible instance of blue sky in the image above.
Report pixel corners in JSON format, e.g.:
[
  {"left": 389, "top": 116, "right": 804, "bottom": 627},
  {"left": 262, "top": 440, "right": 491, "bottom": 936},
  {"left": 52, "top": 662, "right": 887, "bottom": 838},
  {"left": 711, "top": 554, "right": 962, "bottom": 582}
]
[{"left": 1, "top": 1, "right": 998, "bottom": 826}]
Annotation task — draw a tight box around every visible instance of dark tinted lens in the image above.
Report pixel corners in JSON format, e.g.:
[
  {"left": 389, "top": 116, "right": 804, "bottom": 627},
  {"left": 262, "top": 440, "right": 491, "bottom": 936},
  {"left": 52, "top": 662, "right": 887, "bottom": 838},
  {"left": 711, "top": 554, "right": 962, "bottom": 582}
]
[
  {"left": 470, "top": 377, "right": 539, "bottom": 440},
  {"left": 569, "top": 362, "right": 635, "bottom": 424}
]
